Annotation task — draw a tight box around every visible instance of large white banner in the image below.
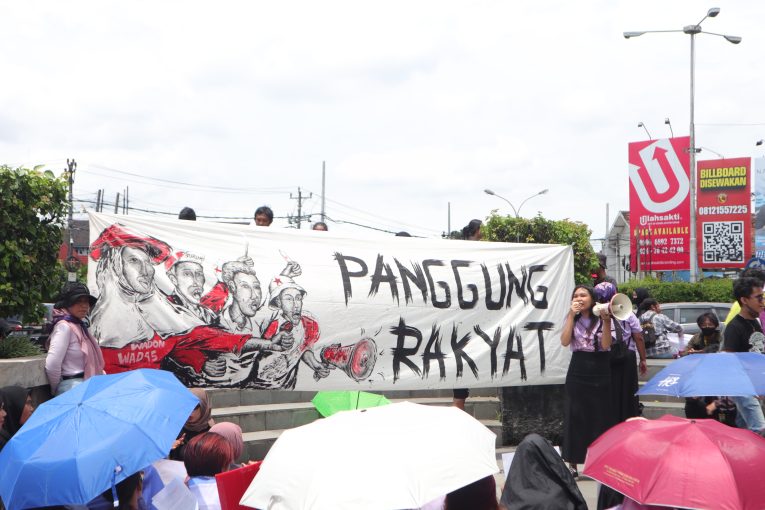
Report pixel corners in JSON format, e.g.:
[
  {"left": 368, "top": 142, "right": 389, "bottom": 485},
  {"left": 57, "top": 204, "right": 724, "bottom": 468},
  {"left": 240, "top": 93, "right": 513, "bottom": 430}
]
[{"left": 87, "top": 211, "right": 574, "bottom": 390}]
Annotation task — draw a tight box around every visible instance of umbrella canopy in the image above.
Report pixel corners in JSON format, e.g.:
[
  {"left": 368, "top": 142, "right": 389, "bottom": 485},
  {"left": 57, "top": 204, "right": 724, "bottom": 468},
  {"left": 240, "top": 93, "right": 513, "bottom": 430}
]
[
  {"left": 0, "top": 369, "right": 199, "bottom": 509},
  {"left": 583, "top": 415, "right": 765, "bottom": 510},
  {"left": 311, "top": 390, "right": 391, "bottom": 417},
  {"left": 240, "top": 402, "right": 498, "bottom": 510},
  {"left": 637, "top": 352, "right": 765, "bottom": 397}
]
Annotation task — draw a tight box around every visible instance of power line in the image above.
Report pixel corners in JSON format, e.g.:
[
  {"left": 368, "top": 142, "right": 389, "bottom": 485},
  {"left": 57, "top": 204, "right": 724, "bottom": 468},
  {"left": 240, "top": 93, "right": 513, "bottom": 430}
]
[
  {"left": 305, "top": 190, "right": 440, "bottom": 235},
  {"left": 90, "top": 163, "right": 292, "bottom": 193},
  {"left": 73, "top": 197, "right": 426, "bottom": 234},
  {"left": 74, "top": 199, "right": 255, "bottom": 219},
  {"left": 81, "top": 168, "right": 288, "bottom": 195}
]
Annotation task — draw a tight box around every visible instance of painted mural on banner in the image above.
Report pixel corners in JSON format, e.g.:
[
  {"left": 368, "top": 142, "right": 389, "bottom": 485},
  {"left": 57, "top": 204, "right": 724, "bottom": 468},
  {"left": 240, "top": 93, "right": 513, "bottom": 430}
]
[
  {"left": 628, "top": 137, "right": 691, "bottom": 272},
  {"left": 86, "top": 212, "right": 574, "bottom": 390},
  {"left": 696, "top": 157, "right": 751, "bottom": 268},
  {"left": 755, "top": 157, "right": 765, "bottom": 259}
]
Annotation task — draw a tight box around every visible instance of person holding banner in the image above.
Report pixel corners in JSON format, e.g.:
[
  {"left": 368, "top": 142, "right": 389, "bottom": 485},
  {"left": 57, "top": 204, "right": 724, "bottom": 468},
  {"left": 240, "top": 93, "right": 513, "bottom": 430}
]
[
  {"left": 452, "top": 219, "right": 483, "bottom": 411},
  {"left": 560, "top": 284, "right": 613, "bottom": 477}
]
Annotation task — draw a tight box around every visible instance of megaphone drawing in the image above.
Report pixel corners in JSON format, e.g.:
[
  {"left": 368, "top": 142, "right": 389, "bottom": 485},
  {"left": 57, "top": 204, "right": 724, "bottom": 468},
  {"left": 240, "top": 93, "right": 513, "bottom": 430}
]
[
  {"left": 320, "top": 338, "right": 378, "bottom": 381},
  {"left": 593, "top": 293, "right": 632, "bottom": 321}
]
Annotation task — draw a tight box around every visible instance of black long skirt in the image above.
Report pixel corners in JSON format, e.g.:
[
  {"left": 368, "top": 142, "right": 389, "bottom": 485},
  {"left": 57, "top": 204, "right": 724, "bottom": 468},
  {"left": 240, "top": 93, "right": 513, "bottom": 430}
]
[
  {"left": 610, "top": 349, "right": 640, "bottom": 423},
  {"left": 562, "top": 351, "right": 613, "bottom": 465}
]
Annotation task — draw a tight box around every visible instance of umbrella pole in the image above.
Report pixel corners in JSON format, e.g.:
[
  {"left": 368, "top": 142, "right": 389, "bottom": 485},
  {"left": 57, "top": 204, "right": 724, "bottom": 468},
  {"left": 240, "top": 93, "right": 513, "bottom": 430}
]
[
  {"left": 111, "top": 468, "right": 119, "bottom": 508},
  {"left": 356, "top": 391, "right": 360, "bottom": 410}
]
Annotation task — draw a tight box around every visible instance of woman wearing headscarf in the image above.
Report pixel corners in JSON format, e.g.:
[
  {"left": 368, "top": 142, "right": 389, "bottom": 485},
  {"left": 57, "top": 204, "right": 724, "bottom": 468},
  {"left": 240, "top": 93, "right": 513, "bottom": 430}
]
[
  {"left": 560, "top": 284, "right": 613, "bottom": 477},
  {"left": 0, "top": 386, "right": 35, "bottom": 451},
  {"left": 597, "top": 282, "right": 647, "bottom": 424},
  {"left": 169, "top": 388, "right": 214, "bottom": 461},
  {"left": 500, "top": 433, "right": 587, "bottom": 510},
  {"left": 209, "top": 422, "right": 244, "bottom": 469},
  {"left": 45, "top": 282, "right": 105, "bottom": 395}
]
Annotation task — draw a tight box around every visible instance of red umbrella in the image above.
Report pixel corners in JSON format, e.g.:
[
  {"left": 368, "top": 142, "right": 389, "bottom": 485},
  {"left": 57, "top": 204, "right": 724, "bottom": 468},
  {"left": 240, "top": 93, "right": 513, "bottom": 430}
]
[{"left": 583, "top": 415, "right": 765, "bottom": 510}]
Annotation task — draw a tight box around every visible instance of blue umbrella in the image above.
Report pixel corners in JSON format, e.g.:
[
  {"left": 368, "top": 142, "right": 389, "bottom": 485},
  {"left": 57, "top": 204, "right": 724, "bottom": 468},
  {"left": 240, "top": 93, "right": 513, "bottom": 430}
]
[
  {"left": 0, "top": 369, "right": 199, "bottom": 509},
  {"left": 638, "top": 352, "right": 765, "bottom": 398}
]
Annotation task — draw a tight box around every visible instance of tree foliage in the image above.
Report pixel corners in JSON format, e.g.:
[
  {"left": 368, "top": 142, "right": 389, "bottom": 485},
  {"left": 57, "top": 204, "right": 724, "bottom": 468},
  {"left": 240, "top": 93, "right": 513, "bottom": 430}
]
[
  {"left": 618, "top": 277, "right": 733, "bottom": 304},
  {"left": 0, "top": 165, "right": 68, "bottom": 320},
  {"left": 482, "top": 213, "right": 597, "bottom": 285}
]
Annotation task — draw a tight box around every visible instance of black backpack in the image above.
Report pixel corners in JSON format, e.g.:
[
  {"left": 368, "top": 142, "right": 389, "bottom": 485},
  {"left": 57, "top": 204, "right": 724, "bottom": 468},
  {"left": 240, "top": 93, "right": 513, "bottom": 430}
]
[{"left": 640, "top": 311, "right": 658, "bottom": 349}]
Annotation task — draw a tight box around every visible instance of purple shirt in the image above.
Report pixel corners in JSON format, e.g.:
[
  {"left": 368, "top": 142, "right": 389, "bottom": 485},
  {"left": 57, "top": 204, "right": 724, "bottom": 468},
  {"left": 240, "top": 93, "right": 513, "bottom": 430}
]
[
  {"left": 610, "top": 313, "right": 641, "bottom": 352},
  {"left": 568, "top": 314, "right": 607, "bottom": 352}
]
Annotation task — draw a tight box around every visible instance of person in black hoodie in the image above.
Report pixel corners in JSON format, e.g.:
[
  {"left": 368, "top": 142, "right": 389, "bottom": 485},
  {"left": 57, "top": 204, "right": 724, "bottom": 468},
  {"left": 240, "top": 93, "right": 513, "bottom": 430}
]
[
  {"left": 500, "top": 433, "right": 587, "bottom": 510},
  {"left": 0, "top": 386, "right": 34, "bottom": 452}
]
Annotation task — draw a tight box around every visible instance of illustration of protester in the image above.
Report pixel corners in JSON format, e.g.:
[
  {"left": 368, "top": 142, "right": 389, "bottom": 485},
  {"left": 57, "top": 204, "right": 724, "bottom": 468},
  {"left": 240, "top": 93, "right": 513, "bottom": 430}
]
[
  {"left": 252, "top": 276, "right": 332, "bottom": 389},
  {"left": 88, "top": 224, "right": 291, "bottom": 385},
  {"left": 167, "top": 252, "right": 218, "bottom": 324},
  {"left": 218, "top": 257, "right": 262, "bottom": 335}
]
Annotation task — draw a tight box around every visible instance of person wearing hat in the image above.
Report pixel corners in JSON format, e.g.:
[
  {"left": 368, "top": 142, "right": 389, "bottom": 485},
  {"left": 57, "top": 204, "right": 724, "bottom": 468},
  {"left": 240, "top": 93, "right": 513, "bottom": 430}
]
[
  {"left": 45, "top": 282, "right": 106, "bottom": 395},
  {"left": 592, "top": 253, "right": 617, "bottom": 287},
  {"left": 252, "top": 276, "right": 331, "bottom": 389}
]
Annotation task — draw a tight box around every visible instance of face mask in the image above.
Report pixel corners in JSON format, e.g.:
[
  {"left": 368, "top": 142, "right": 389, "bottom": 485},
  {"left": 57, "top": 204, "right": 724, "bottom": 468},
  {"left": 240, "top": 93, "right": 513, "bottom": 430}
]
[{"left": 701, "top": 327, "right": 717, "bottom": 336}]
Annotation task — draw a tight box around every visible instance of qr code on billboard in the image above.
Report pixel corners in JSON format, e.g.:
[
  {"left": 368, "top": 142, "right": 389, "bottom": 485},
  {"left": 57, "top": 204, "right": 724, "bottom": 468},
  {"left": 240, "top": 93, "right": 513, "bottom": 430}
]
[{"left": 702, "top": 221, "right": 744, "bottom": 263}]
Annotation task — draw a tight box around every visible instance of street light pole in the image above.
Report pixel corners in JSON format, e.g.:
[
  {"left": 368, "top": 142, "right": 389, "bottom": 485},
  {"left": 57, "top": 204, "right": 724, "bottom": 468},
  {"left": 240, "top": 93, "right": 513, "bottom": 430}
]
[
  {"left": 624, "top": 7, "right": 741, "bottom": 283},
  {"left": 484, "top": 188, "right": 549, "bottom": 242},
  {"left": 484, "top": 189, "right": 519, "bottom": 217},
  {"left": 517, "top": 189, "right": 549, "bottom": 217},
  {"left": 689, "top": 23, "right": 699, "bottom": 283}
]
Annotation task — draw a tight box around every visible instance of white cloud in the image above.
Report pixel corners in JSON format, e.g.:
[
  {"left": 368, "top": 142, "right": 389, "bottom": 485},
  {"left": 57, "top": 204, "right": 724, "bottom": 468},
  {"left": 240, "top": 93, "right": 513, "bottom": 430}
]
[{"left": 1, "top": 0, "right": 764, "bottom": 241}]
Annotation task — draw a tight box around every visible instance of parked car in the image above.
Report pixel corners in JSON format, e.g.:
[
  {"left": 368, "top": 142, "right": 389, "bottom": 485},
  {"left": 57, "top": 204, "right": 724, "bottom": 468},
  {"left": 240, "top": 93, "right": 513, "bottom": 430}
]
[
  {"left": 1, "top": 316, "right": 23, "bottom": 336},
  {"left": 22, "top": 303, "right": 55, "bottom": 350},
  {"left": 658, "top": 302, "right": 732, "bottom": 336},
  {"left": 2, "top": 304, "right": 55, "bottom": 350}
]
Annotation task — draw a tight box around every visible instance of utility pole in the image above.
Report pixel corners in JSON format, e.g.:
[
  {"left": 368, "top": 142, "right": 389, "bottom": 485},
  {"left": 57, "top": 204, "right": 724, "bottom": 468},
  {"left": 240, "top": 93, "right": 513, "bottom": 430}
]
[
  {"left": 114, "top": 192, "right": 120, "bottom": 214},
  {"left": 65, "top": 159, "right": 77, "bottom": 282},
  {"left": 126, "top": 186, "right": 129, "bottom": 215},
  {"left": 289, "top": 187, "right": 313, "bottom": 229},
  {"left": 66, "top": 159, "right": 76, "bottom": 258},
  {"left": 447, "top": 202, "right": 451, "bottom": 238},
  {"left": 96, "top": 189, "right": 102, "bottom": 213},
  {"left": 321, "top": 161, "right": 326, "bottom": 223}
]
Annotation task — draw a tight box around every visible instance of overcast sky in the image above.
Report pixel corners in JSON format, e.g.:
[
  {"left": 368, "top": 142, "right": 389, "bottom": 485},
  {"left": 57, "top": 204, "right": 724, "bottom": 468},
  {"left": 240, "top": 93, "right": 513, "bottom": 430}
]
[{"left": 2, "top": 1, "right": 763, "bottom": 242}]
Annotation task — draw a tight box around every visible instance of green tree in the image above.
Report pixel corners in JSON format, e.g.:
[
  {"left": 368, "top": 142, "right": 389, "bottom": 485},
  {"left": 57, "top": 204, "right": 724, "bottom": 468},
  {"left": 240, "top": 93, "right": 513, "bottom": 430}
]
[
  {"left": 482, "top": 213, "right": 597, "bottom": 285},
  {"left": 0, "top": 165, "right": 68, "bottom": 320}
]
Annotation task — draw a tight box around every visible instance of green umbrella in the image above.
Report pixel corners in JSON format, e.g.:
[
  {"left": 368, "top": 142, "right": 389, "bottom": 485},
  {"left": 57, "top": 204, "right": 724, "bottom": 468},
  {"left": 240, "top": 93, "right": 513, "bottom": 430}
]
[{"left": 311, "top": 391, "right": 391, "bottom": 418}]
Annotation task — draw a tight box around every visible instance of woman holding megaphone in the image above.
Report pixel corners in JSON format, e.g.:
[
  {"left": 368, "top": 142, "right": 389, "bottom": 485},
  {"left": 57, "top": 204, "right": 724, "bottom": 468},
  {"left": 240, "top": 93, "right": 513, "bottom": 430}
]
[
  {"left": 560, "top": 284, "right": 614, "bottom": 478},
  {"left": 594, "top": 282, "right": 648, "bottom": 425}
]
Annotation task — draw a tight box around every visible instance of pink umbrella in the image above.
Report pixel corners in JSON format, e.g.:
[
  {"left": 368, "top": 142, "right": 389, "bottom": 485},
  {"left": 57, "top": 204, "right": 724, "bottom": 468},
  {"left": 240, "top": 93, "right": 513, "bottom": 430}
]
[{"left": 583, "top": 415, "right": 765, "bottom": 510}]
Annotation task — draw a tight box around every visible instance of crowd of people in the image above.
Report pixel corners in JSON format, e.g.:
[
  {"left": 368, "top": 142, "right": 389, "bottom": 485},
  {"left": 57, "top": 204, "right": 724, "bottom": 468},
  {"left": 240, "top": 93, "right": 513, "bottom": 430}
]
[
  {"left": 5, "top": 211, "right": 765, "bottom": 509},
  {"left": 558, "top": 266, "right": 765, "bottom": 509}
]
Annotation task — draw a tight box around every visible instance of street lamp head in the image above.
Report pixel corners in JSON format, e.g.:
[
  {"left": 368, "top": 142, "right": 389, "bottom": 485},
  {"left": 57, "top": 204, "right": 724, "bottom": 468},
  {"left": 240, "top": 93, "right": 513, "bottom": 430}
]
[
  {"left": 723, "top": 35, "right": 742, "bottom": 44},
  {"left": 683, "top": 24, "right": 702, "bottom": 35},
  {"left": 539, "top": 189, "right": 549, "bottom": 195},
  {"left": 623, "top": 31, "right": 645, "bottom": 39},
  {"left": 707, "top": 7, "right": 720, "bottom": 18},
  {"left": 484, "top": 189, "right": 495, "bottom": 196},
  {"left": 757, "top": 139, "right": 764, "bottom": 147},
  {"left": 638, "top": 122, "right": 644, "bottom": 127},
  {"left": 664, "top": 118, "right": 671, "bottom": 125}
]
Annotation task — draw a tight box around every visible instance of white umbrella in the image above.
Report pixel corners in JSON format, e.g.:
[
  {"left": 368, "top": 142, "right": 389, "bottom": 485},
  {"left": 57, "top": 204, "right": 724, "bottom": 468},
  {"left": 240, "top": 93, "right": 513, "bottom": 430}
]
[{"left": 240, "top": 401, "right": 498, "bottom": 510}]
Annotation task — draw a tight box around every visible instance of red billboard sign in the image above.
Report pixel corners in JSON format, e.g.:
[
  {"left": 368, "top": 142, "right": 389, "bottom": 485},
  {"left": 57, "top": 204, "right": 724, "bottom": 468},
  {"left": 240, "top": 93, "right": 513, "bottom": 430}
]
[
  {"left": 696, "top": 157, "right": 751, "bottom": 269},
  {"left": 628, "top": 137, "right": 691, "bottom": 272}
]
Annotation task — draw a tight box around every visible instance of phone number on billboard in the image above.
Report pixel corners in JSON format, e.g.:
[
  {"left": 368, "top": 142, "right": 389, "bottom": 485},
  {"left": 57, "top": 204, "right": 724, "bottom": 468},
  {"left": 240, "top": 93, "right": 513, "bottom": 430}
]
[{"left": 698, "top": 205, "right": 747, "bottom": 215}]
